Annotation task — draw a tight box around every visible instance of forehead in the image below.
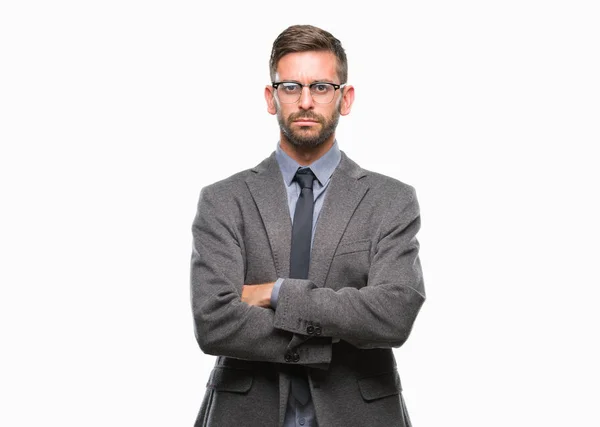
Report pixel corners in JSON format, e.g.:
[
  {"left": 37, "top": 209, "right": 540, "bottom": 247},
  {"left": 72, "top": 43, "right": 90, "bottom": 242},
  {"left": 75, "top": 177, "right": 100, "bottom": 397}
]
[{"left": 275, "top": 51, "right": 338, "bottom": 82}]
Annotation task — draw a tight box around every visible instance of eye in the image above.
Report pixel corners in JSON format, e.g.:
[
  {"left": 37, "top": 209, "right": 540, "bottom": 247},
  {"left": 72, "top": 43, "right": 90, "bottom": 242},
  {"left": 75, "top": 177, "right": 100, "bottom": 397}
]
[
  {"left": 281, "top": 83, "right": 301, "bottom": 93},
  {"left": 312, "top": 83, "right": 331, "bottom": 93}
]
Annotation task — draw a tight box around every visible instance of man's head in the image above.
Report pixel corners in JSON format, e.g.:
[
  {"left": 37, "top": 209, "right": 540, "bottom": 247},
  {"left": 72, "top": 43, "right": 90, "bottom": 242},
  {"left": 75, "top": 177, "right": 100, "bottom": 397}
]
[
  {"left": 268, "top": 25, "right": 348, "bottom": 85},
  {"left": 265, "top": 25, "right": 354, "bottom": 151}
]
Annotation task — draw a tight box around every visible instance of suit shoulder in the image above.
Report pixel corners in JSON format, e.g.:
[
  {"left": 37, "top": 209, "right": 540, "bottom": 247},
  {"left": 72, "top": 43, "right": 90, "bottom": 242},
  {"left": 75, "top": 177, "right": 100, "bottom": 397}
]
[
  {"left": 360, "top": 167, "right": 416, "bottom": 200},
  {"left": 199, "top": 167, "right": 253, "bottom": 196},
  {"left": 341, "top": 152, "right": 416, "bottom": 197},
  {"left": 357, "top": 168, "right": 421, "bottom": 224},
  {"left": 192, "top": 168, "right": 254, "bottom": 222},
  {"left": 197, "top": 153, "right": 275, "bottom": 196}
]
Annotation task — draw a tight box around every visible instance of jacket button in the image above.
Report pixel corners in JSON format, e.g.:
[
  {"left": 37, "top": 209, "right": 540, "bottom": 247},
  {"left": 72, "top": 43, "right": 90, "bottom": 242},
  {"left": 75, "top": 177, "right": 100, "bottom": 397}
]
[
  {"left": 284, "top": 353, "right": 292, "bottom": 362},
  {"left": 306, "top": 325, "right": 315, "bottom": 335},
  {"left": 292, "top": 352, "right": 300, "bottom": 363},
  {"left": 314, "top": 326, "right": 322, "bottom": 336}
]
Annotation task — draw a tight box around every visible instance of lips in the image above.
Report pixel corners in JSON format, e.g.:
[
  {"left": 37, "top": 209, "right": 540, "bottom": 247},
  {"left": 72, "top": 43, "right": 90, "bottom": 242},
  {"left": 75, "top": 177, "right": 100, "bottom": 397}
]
[
  {"left": 289, "top": 113, "right": 323, "bottom": 127},
  {"left": 293, "top": 118, "right": 321, "bottom": 127}
]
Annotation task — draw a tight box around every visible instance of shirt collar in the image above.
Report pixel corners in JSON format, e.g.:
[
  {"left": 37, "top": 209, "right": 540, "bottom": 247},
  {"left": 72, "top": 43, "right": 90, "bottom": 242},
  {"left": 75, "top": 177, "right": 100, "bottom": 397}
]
[{"left": 275, "top": 141, "right": 341, "bottom": 187}]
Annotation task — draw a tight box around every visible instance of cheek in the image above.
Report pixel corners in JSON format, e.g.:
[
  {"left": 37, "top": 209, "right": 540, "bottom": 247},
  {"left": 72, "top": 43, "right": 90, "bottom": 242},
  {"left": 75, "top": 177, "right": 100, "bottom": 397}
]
[
  {"left": 277, "top": 105, "right": 295, "bottom": 121},
  {"left": 319, "top": 106, "right": 338, "bottom": 121}
]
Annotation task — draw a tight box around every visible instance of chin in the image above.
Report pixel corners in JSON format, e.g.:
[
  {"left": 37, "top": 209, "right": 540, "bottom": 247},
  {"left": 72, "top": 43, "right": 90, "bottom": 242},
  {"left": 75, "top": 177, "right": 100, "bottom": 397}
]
[{"left": 288, "top": 137, "right": 327, "bottom": 148}]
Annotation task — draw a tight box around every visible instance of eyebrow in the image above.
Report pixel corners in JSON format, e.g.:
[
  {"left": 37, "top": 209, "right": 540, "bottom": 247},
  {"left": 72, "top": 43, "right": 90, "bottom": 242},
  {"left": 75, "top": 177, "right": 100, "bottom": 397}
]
[{"left": 279, "top": 79, "right": 336, "bottom": 84}]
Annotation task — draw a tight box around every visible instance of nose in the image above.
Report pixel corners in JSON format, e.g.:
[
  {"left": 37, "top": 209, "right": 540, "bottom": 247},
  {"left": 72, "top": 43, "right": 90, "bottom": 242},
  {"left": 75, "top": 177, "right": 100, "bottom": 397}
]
[{"left": 298, "top": 86, "right": 314, "bottom": 110}]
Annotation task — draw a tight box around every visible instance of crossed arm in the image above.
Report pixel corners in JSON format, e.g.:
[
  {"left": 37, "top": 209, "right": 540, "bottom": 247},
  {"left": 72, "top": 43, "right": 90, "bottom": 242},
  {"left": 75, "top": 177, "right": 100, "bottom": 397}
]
[
  {"left": 191, "top": 187, "right": 332, "bottom": 366},
  {"left": 191, "top": 185, "right": 425, "bottom": 366}
]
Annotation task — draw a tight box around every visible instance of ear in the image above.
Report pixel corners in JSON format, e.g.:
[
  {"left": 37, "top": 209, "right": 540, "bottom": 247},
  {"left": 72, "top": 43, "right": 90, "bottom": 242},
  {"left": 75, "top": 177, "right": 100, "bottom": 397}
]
[
  {"left": 264, "top": 85, "right": 277, "bottom": 115},
  {"left": 339, "top": 85, "right": 355, "bottom": 116}
]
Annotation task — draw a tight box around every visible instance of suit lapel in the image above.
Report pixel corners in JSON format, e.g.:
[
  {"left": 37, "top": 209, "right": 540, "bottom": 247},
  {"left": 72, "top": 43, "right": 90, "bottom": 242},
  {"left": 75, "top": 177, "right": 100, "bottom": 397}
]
[
  {"left": 245, "top": 153, "right": 292, "bottom": 278},
  {"left": 310, "top": 153, "right": 369, "bottom": 287},
  {"left": 245, "top": 151, "right": 369, "bottom": 285}
]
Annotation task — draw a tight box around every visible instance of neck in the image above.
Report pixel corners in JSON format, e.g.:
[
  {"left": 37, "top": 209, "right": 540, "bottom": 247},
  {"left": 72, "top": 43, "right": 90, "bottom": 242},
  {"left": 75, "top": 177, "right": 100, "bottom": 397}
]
[{"left": 279, "top": 136, "right": 335, "bottom": 166}]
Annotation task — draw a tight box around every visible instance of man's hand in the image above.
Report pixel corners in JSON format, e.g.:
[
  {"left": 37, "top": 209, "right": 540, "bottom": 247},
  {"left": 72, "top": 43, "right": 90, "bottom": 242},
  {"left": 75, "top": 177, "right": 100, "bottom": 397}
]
[{"left": 241, "top": 282, "right": 275, "bottom": 308}]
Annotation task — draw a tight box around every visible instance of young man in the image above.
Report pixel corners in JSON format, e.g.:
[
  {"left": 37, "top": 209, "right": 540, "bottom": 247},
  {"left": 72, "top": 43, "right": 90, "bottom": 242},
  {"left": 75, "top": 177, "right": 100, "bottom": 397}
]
[{"left": 191, "top": 24, "right": 425, "bottom": 427}]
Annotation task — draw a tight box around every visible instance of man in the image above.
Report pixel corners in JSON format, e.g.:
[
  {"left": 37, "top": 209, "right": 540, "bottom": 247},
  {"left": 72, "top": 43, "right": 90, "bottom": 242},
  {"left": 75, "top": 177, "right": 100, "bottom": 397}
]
[{"left": 190, "top": 24, "right": 425, "bottom": 427}]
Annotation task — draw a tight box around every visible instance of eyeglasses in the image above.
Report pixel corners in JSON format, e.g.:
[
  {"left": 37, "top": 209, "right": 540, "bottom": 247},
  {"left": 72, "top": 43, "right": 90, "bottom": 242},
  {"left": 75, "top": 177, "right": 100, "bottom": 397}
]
[{"left": 272, "top": 81, "right": 345, "bottom": 104}]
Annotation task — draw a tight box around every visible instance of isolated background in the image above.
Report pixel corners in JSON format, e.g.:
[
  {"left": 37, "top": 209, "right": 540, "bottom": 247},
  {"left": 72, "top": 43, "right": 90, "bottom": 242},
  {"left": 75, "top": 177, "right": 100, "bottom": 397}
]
[{"left": 1, "top": 1, "right": 599, "bottom": 426}]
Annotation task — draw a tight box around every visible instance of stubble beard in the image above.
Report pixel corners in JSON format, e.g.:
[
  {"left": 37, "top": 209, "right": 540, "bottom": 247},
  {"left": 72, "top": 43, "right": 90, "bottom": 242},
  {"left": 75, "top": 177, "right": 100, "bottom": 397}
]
[{"left": 276, "top": 104, "right": 340, "bottom": 149}]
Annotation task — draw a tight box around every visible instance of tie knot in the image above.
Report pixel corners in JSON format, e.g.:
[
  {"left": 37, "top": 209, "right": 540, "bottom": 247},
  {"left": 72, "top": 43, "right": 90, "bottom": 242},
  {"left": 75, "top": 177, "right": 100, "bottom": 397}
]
[{"left": 294, "top": 168, "right": 316, "bottom": 190}]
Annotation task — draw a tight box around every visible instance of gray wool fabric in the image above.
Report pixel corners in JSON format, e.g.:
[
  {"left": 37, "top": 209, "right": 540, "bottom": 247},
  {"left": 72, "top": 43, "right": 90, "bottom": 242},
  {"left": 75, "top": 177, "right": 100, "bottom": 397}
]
[{"left": 190, "top": 150, "right": 425, "bottom": 427}]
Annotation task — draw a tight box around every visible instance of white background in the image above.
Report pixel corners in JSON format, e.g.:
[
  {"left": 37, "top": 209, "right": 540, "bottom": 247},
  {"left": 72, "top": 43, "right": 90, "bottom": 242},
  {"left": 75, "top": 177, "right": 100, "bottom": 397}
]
[{"left": 1, "top": 1, "right": 599, "bottom": 426}]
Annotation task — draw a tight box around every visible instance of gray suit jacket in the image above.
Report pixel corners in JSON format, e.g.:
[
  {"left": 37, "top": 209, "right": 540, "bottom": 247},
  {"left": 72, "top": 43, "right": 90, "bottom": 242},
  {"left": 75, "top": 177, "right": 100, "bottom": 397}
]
[{"left": 191, "top": 151, "right": 425, "bottom": 427}]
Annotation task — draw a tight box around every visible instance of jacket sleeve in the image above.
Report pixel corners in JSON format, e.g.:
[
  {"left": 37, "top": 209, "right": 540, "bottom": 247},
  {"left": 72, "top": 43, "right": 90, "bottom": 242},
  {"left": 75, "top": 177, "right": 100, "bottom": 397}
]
[
  {"left": 190, "top": 186, "right": 332, "bottom": 365},
  {"left": 272, "top": 186, "right": 426, "bottom": 350}
]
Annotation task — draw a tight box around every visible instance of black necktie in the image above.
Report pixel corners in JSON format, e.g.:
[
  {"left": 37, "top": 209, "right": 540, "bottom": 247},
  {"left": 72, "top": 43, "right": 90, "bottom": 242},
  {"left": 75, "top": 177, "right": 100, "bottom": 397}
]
[
  {"left": 290, "top": 168, "right": 316, "bottom": 280},
  {"left": 288, "top": 167, "right": 315, "bottom": 406}
]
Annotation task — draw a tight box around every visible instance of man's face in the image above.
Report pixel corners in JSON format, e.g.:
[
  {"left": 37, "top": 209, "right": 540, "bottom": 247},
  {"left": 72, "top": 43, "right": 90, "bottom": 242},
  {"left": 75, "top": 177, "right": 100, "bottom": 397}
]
[{"left": 265, "top": 51, "right": 353, "bottom": 148}]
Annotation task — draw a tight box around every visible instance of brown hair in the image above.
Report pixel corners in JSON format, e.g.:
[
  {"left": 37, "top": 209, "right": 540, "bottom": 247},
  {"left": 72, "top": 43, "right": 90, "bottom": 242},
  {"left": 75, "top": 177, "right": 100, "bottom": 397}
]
[{"left": 269, "top": 25, "right": 348, "bottom": 84}]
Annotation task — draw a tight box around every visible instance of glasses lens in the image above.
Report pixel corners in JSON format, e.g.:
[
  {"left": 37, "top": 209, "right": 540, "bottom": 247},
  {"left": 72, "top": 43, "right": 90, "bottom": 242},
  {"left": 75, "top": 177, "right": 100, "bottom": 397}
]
[
  {"left": 310, "top": 83, "right": 335, "bottom": 104},
  {"left": 277, "top": 82, "right": 302, "bottom": 103},
  {"left": 275, "top": 82, "right": 338, "bottom": 104}
]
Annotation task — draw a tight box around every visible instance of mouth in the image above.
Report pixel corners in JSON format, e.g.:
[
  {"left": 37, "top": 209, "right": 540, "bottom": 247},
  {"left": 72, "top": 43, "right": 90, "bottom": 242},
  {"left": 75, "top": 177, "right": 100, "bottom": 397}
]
[{"left": 293, "top": 119, "right": 320, "bottom": 125}]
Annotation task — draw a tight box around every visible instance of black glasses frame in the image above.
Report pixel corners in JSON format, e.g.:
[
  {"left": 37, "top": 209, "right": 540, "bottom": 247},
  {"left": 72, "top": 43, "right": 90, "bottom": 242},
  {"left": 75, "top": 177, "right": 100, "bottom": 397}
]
[{"left": 271, "top": 81, "right": 346, "bottom": 104}]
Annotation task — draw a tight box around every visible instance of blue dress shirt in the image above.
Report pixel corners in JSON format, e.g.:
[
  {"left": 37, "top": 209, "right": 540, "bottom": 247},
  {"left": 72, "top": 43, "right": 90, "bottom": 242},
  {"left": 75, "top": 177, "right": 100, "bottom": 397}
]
[{"left": 271, "top": 141, "right": 341, "bottom": 427}]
